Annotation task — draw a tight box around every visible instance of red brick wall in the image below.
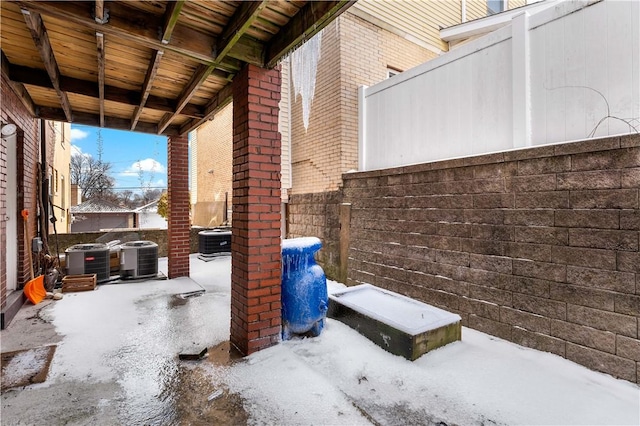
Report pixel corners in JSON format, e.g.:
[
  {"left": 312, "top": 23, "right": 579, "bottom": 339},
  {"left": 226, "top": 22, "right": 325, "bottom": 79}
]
[
  {"left": 344, "top": 134, "right": 640, "bottom": 383},
  {"left": 167, "top": 134, "right": 190, "bottom": 278},
  {"left": 1, "top": 74, "right": 41, "bottom": 312},
  {"left": 231, "top": 64, "right": 282, "bottom": 355}
]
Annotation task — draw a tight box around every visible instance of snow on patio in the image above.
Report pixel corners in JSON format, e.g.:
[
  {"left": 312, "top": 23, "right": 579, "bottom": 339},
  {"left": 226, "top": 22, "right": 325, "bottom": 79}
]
[{"left": 3, "top": 254, "right": 638, "bottom": 425}]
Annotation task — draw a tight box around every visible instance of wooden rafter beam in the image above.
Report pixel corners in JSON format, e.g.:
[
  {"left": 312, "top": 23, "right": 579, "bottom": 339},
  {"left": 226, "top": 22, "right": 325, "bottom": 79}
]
[
  {"left": 131, "top": 0, "right": 184, "bottom": 131},
  {"left": 9, "top": 63, "right": 208, "bottom": 119},
  {"left": 96, "top": 32, "right": 105, "bottom": 127},
  {"left": 21, "top": 8, "right": 73, "bottom": 122},
  {"left": 179, "top": 82, "right": 233, "bottom": 136},
  {"left": 266, "top": 1, "right": 355, "bottom": 68},
  {"left": 157, "top": 64, "right": 214, "bottom": 134},
  {"left": 216, "top": 1, "right": 268, "bottom": 60},
  {"left": 37, "top": 107, "right": 181, "bottom": 136},
  {"left": 95, "top": 0, "right": 106, "bottom": 127},
  {"left": 13, "top": 1, "right": 240, "bottom": 69},
  {"left": 131, "top": 50, "right": 163, "bottom": 130},
  {"left": 162, "top": 0, "right": 185, "bottom": 44},
  {"left": 158, "top": 2, "right": 265, "bottom": 134},
  {"left": 94, "top": 0, "right": 106, "bottom": 24},
  {"left": 1, "top": 50, "right": 36, "bottom": 116}
]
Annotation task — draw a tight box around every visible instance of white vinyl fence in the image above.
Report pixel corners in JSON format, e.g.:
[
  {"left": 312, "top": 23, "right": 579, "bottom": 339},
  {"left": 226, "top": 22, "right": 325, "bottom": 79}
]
[{"left": 359, "top": 0, "right": 640, "bottom": 171}]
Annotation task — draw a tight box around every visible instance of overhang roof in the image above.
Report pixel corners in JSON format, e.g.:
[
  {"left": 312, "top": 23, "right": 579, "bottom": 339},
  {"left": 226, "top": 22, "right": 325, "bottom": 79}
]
[
  {"left": 1, "top": 0, "right": 353, "bottom": 136},
  {"left": 71, "top": 198, "right": 133, "bottom": 213}
]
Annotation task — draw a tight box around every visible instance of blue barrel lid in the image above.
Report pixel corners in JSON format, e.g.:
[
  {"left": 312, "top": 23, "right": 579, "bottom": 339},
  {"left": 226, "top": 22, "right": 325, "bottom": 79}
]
[{"left": 282, "top": 237, "right": 322, "bottom": 255}]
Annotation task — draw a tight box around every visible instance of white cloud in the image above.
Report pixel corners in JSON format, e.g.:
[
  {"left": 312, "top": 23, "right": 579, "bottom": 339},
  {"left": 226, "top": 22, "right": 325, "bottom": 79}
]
[
  {"left": 70, "top": 144, "right": 91, "bottom": 158},
  {"left": 121, "top": 158, "right": 166, "bottom": 177},
  {"left": 70, "top": 129, "right": 89, "bottom": 142}
]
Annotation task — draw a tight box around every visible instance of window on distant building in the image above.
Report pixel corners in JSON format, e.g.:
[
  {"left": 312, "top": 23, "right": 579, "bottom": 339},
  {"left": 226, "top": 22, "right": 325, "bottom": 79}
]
[
  {"left": 55, "top": 169, "right": 59, "bottom": 194},
  {"left": 487, "top": 0, "right": 505, "bottom": 15}
]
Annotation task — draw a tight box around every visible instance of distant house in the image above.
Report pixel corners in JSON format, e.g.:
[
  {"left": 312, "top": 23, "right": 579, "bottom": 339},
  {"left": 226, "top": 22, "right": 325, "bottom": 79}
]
[
  {"left": 70, "top": 199, "right": 135, "bottom": 232},
  {"left": 135, "top": 200, "right": 167, "bottom": 230}
]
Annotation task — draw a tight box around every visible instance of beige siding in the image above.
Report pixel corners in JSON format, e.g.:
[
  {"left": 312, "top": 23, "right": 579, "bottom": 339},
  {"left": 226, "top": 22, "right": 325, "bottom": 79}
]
[
  {"left": 467, "top": 0, "right": 527, "bottom": 21},
  {"left": 51, "top": 121, "right": 71, "bottom": 233},
  {"left": 508, "top": 0, "right": 527, "bottom": 9},
  {"left": 353, "top": 0, "right": 463, "bottom": 52},
  {"left": 279, "top": 59, "right": 291, "bottom": 201},
  {"left": 466, "top": 0, "right": 489, "bottom": 20}
]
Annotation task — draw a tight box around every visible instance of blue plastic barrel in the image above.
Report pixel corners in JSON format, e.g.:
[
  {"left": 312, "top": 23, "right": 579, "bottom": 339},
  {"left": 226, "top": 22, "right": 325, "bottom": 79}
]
[{"left": 281, "top": 237, "right": 328, "bottom": 340}]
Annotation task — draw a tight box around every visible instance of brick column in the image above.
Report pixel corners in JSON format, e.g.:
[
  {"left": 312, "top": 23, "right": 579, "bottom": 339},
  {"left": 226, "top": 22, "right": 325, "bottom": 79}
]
[
  {"left": 167, "top": 134, "right": 190, "bottom": 278},
  {"left": 231, "top": 64, "right": 282, "bottom": 355}
]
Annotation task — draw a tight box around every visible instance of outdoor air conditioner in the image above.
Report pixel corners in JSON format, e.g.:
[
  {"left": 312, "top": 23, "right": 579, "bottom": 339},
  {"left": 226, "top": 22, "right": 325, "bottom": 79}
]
[
  {"left": 65, "top": 243, "right": 111, "bottom": 283},
  {"left": 198, "top": 229, "right": 231, "bottom": 260},
  {"left": 120, "top": 241, "right": 158, "bottom": 279}
]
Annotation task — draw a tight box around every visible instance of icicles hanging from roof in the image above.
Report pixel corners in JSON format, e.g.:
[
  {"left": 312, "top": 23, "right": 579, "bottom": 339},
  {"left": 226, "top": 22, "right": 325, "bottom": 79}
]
[{"left": 291, "top": 30, "right": 323, "bottom": 132}]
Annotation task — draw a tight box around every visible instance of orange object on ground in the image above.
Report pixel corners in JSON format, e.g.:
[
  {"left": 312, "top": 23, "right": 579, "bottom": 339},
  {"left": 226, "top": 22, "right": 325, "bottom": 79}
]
[{"left": 24, "top": 275, "right": 46, "bottom": 305}]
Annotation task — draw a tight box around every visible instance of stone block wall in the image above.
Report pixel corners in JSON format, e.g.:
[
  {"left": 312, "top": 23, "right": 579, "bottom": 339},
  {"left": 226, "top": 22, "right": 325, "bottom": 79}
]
[
  {"left": 343, "top": 134, "right": 640, "bottom": 383},
  {"left": 288, "top": 191, "right": 342, "bottom": 280}
]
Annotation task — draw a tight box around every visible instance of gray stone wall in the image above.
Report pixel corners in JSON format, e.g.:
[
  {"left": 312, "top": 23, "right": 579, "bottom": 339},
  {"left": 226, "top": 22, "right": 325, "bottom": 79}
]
[
  {"left": 342, "top": 134, "right": 639, "bottom": 384},
  {"left": 287, "top": 192, "right": 343, "bottom": 281}
]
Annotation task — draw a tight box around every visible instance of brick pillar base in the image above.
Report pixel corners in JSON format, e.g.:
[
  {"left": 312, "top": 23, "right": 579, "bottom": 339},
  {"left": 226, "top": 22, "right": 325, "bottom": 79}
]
[
  {"left": 167, "top": 134, "right": 190, "bottom": 278},
  {"left": 231, "top": 64, "right": 282, "bottom": 355}
]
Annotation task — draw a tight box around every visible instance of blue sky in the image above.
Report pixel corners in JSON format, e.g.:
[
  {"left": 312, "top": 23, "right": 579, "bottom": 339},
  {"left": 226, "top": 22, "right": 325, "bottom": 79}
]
[{"left": 70, "top": 124, "right": 168, "bottom": 194}]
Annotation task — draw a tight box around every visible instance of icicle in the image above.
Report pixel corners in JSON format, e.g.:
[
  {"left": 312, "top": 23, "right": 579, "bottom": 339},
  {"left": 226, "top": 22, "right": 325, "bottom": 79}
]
[{"left": 291, "top": 30, "right": 323, "bottom": 131}]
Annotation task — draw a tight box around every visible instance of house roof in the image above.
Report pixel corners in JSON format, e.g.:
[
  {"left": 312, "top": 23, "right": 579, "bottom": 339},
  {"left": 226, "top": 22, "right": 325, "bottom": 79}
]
[
  {"left": 134, "top": 199, "right": 160, "bottom": 213},
  {"left": 71, "top": 199, "right": 134, "bottom": 214},
  {"left": 440, "top": 0, "right": 556, "bottom": 43},
  {"left": 1, "top": 1, "right": 354, "bottom": 136}
]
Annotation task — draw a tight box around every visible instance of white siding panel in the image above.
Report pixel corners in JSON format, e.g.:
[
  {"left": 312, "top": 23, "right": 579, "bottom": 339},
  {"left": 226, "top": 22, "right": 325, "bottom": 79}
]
[
  {"left": 360, "top": 1, "right": 638, "bottom": 171},
  {"left": 544, "top": 17, "right": 566, "bottom": 143},
  {"left": 583, "top": 2, "right": 609, "bottom": 139},
  {"left": 563, "top": 9, "right": 587, "bottom": 142},
  {"left": 606, "top": 0, "right": 636, "bottom": 135},
  {"left": 530, "top": 25, "right": 547, "bottom": 145}
]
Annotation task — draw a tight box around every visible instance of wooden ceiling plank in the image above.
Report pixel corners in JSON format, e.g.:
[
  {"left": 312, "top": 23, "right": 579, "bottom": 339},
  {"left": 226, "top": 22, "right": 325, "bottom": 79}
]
[
  {"left": 21, "top": 7, "right": 73, "bottom": 121},
  {"left": 131, "top": 49, "right": 164, "bottom": 130},
  {"left": 162, "top": 0, "right": 186, "bottom": 44},
  {"left": 179, "top": 82, "right": 233, "bottom": 135},
  {"left": 157, "top": 63, "right": 215, "bottom": 134},
  {"left": 0, "top": 50, "right": 36, "bottom": 116},
  {"left": 9, "top": 63, "right": 204, "bottom": 119},
  {"left": 266, "top": 0, "right": 355, "bottom": 68},
  {"left": 96, "top": 32, "right": 105, "bottom": 127},
  {"left": 15, "top": 1, "right": 217, "bottom": 66}
]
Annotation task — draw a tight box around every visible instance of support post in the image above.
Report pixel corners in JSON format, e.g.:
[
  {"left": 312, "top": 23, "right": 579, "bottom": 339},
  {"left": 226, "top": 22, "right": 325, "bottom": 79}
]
[
  {"left": 512, "top": 11, "right": 531, "bottom": 148},
  {"left": 231, "top": 64, "right": 282, "bottom": 355},
  {"left": 358, "top": 85, "right": 368, "bottom": 171},
  {"left": 167, "top": 134, "right": 190, "bottom": 278}
]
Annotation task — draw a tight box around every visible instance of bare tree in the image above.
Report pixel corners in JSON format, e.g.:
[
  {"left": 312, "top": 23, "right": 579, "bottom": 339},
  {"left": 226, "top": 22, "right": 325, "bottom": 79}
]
[{"left": 70, "top": 130, "right": 115, "bottom": 201}]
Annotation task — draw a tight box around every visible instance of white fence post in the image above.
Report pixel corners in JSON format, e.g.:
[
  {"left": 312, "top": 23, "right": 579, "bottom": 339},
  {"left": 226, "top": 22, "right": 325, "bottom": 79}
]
[
  {"left": 512, "top": 11, "right": 531, "bottom": 148},
  {"left": 358, "top": 85, "right": 368, "bottom": 171}
]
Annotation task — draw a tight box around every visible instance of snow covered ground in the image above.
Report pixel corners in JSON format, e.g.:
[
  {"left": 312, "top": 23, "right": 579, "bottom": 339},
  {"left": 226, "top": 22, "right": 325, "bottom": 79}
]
[{"left": 3, "top": 254, "right": 638, "bottom": 425}]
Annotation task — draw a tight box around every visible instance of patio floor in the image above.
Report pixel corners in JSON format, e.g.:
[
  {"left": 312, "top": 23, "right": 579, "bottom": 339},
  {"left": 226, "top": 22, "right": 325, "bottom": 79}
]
[{"left": 1, "top": 254, "right": 638, "bottom": 425}]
